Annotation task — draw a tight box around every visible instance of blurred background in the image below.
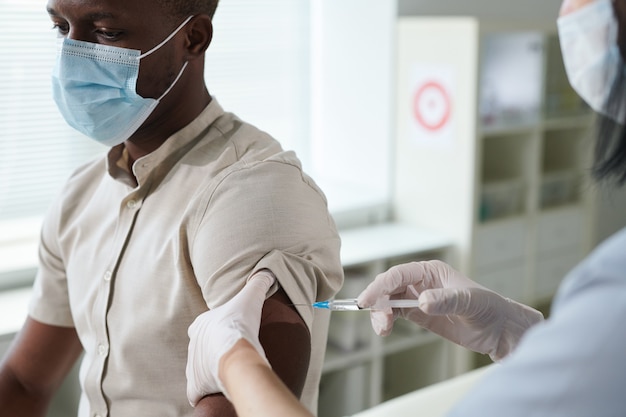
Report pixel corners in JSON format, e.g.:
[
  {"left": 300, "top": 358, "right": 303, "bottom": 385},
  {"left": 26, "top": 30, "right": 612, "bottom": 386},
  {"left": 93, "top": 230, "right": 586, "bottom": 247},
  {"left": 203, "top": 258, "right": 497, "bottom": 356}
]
[{"left": 1, "top": 1, "right": 625, "bottom": 416}]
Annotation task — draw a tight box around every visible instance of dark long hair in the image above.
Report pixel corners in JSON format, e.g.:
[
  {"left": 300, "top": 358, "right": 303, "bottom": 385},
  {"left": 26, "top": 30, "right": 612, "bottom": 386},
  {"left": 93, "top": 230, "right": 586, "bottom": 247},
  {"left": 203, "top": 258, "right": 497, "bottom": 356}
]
[{"left": 593, "top": 61, "right": 626, "bottom": 185}]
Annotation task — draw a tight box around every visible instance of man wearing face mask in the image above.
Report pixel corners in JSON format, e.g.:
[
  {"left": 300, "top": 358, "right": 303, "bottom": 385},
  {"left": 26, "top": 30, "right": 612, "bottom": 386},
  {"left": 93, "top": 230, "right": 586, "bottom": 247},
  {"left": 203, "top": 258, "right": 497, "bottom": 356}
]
[
  {"left": 0, "top": 0, "right": 343, "bottom": 416},
  {"left": 183, "top": 0, "right": 626, "bottom": 416}
]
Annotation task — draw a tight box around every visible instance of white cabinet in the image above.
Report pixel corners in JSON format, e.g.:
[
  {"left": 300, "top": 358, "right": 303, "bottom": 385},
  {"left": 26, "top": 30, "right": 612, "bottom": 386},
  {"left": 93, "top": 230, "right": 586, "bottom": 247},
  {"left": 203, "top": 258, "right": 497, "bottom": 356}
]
[
  {"left": 319, "top": 18, "right": 598, "bottom": 416},
  {"left": 393, "top": 17, "right": 596, "bottom": 371},
  {"left": 318, "top": 223, "right": 454, "bottom": 417},
  {"left": 534, "top": 206, "right": 586, "bottom": 299},
  {"left": 473, "top": 219, "right": 527, "bottom": 270}
]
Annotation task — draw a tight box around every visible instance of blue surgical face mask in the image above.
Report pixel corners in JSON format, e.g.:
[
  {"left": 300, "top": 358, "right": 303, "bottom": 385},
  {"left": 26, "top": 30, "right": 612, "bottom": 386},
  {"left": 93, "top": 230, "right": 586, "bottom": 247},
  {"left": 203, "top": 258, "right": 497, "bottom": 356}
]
[{"left": 52, "top": 16, "right": 193, "bottom": 146}]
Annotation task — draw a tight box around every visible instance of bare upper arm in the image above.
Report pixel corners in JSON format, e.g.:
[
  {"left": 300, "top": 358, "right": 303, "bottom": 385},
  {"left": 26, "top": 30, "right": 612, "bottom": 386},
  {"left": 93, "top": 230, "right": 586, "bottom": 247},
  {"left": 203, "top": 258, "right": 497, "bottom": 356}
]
[
  {"left": 258, "top": 287, "right": 310, "bottom": 397},
  {"left": 192, "top": 288, "right": 311, "bottom": 417},
  {"left": 0, "top": 317, "right": 82, "bottom": 401}
]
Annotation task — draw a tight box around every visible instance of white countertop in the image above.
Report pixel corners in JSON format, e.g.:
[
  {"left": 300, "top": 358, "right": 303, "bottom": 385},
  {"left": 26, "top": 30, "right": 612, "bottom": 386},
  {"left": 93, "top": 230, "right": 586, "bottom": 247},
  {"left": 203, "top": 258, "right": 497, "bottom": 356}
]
[
  {"left": 350, "top": 365, "right": 493, "bottom": 417},
  {"left": 340, "top": 222, "right": 452, "bottom": 267}
]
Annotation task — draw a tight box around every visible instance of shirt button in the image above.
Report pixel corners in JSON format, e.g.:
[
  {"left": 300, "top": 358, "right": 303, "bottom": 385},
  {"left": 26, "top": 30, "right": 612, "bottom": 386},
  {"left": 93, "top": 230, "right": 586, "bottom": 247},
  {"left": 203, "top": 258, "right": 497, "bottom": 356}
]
[
  {"left": 103, "top": 271, "right": 112, "bottom": 281},
  {"left": 97, "top": 344, "right": 108, "bottom": 356},
  {"left": 126, "top": 199, "right": 138, "bottom": 209}
]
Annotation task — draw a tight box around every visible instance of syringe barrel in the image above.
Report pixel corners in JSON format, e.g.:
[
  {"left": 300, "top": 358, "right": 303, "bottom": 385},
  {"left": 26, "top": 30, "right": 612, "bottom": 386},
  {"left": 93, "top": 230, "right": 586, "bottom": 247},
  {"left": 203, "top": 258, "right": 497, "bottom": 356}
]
[{"left": 328, "top": 299, "right": 361, "bottom": 311}]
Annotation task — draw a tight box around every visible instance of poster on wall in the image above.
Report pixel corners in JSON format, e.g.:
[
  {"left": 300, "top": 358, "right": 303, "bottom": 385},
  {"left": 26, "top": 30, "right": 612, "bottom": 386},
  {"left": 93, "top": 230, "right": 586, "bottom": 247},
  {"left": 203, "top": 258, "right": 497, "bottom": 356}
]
[{"left": 407, "top": 64, "right": 455, "bottom": 148}]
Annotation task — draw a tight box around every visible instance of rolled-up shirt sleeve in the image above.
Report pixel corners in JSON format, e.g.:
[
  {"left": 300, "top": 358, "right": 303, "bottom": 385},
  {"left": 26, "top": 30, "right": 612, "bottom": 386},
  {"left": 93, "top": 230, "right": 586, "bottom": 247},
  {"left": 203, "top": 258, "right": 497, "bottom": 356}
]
[{"left": 189, "top": 152, "right": 343, "bottom": 330}]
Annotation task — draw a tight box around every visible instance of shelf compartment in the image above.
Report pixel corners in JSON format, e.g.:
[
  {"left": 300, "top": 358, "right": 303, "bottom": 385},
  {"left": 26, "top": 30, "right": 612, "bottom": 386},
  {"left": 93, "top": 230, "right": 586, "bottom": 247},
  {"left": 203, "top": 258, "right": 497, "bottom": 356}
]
[
  {"left": 382, "top": 324, "right": 441, "bottom": 356},
  {"left": 543, "top": 34, "right": 590, "bottom": 119},
  {"left": 322, "top": 343, "right": 374, "bottom": 374},
  {"left": 540, "top": 127, "right": 589, "bottom": 208},
  {"left": 474, "top": 262, "right": 526, "bottom": 302},
  {"left": 319, "top": 363, "right": 372, "bottom": 417},
  {"left": 481, "top": 133, "right": 533, "bottom": 182},
  {"left": 327, "top": 310, "right": 372, "bottom": 353},
  {"left": 536, "top": 206, "right": 585, "bottom": 254},
  {"left": 479, "top": 31, "right": 544, "bottom": 130},
  {"left": 542, "top": 114, "right": 594, "bottom": 130},
  {"left": 539, "top": 170, "right": 580, "bottom": 209},
  {"left": 473, "top": 218, "right": 528, "bottom": 271},
  {"left": 479, "top": 133, "right": 533, "bottom": 222},
  {"left": 541, "top": 127, "right": 589, "bottom": 171},
  {"left": 382, "top": 341, "right": 450, "bottom": 401},
  {"left": 479, "top": 178, "right": 525, "bottom": 222}
]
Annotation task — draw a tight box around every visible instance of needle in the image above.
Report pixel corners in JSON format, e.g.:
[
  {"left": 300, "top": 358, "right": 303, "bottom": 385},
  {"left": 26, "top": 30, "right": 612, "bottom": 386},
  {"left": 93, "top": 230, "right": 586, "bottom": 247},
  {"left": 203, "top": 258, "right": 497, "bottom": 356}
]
[{"left": 294, "top": 298, "right": 421, "bottom": 311}]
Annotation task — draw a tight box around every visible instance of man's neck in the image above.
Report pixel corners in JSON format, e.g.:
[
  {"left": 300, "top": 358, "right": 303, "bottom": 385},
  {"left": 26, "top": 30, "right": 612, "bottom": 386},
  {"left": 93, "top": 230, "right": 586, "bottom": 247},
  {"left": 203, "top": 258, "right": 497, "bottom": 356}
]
[{"left": 123, "top": 92, "right": 212, "bottom": 164}]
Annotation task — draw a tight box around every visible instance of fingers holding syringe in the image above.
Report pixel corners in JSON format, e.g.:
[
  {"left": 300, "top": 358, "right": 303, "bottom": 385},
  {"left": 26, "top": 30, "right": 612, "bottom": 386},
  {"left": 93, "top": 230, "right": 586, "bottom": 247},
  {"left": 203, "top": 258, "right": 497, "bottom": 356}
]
[{"left": 357, "top": 263, "right": 428, "bottom": 309}]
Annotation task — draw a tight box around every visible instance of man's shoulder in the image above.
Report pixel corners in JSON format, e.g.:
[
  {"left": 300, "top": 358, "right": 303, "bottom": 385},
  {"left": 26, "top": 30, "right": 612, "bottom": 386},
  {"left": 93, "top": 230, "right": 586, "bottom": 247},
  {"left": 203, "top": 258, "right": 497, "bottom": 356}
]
[
  {"left": 184, "top": 106, "right": 321, "bottom": 198},
  {"left": 61, "top": 154, "right": 107, "bottom": 195},
  {"left": 208, "top": 111, "right": 288, "bottom": 162}
]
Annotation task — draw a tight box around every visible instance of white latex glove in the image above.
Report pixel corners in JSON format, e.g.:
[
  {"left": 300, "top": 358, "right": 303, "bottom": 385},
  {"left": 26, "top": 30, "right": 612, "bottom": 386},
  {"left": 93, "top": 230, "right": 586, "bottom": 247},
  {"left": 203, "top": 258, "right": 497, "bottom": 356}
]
[
  {"left": 357, "top": 260, "right": 544, "bottom": 362},
  {"left": 186, "top": 270, "right": 275, "bottom": 405}
]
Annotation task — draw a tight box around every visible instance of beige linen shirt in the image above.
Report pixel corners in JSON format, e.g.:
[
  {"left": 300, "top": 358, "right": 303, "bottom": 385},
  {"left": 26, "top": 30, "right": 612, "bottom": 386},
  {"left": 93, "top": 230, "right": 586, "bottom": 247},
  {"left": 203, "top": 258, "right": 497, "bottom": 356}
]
[{"left": 28, "top": 99, "right": 343, "bottom": 417}]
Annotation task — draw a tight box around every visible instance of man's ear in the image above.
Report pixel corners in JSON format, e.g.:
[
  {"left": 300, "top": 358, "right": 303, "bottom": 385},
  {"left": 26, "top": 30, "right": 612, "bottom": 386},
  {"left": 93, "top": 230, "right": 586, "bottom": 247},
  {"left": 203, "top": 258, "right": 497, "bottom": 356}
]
[{"left": 184, "top": 15, "right": 213, "bottom": 60}]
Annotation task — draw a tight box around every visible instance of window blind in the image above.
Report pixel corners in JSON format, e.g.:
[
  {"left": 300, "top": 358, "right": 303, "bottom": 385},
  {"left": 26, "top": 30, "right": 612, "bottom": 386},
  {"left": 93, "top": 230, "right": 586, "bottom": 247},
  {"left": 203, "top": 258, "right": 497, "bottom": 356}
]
[{"left": 0, "top": 1, "right": 105, "bottom": 221}]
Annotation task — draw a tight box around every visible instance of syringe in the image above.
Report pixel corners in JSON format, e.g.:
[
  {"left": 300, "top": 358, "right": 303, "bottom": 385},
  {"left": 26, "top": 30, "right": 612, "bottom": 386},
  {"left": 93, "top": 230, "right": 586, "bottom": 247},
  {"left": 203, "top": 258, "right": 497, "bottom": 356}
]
[{"left": 312, "top": 298, "right": 420, "bottom": 311}]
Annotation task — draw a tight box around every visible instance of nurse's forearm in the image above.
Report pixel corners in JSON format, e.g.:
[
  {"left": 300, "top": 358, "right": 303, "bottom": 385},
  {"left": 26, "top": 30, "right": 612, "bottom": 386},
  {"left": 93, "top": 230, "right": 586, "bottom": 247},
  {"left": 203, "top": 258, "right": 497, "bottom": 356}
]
[{"left": 220, "top": 340, "right": 313, "bottom": 417}]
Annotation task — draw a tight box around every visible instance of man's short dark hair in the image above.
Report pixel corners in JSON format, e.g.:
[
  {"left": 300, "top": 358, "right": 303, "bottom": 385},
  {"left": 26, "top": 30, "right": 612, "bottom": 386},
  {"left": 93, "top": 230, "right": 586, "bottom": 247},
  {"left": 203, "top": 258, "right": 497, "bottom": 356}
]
[{"left": 157, "top": 0, "right": 219, "bottom": 19}]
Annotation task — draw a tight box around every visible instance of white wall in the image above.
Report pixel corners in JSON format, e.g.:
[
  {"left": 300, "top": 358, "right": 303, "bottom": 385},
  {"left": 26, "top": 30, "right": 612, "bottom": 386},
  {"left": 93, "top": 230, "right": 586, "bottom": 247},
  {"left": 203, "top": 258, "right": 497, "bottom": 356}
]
[
  {"left": 310, "top": 0, "right": 397, "bottom": 225},
  {"left": 398, "top": 0, "right": 562, "bottom": 21}
]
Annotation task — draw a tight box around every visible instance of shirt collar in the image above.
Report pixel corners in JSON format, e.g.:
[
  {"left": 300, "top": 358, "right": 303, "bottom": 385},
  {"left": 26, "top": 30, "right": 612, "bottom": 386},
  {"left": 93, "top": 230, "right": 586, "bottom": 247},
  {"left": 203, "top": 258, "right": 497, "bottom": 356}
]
[{"left": 106, "top": 98, "right": 225, "bottom": 187}]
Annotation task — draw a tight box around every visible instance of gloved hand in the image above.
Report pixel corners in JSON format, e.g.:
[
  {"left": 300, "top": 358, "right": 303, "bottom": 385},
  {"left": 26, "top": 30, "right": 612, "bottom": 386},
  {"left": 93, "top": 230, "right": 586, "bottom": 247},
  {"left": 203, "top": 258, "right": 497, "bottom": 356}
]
[
  {"left": 186, "top": 270, "right": 275, "bottom": 405},
  {"left": 357, "top": 260, "right": 544, "bottom": 362}
]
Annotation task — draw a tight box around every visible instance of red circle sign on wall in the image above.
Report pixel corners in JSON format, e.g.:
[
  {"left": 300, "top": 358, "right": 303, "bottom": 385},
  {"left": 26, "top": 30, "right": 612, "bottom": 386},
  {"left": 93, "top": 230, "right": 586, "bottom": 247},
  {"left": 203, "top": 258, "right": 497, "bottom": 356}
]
[{"left": 413, "top": 81, "right": 451, "bottom": 132}]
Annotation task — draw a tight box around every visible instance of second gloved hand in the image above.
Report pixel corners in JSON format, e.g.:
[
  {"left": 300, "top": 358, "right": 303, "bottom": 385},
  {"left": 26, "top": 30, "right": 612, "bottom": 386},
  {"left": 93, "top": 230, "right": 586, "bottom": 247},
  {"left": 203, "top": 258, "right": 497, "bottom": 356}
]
[
  {"left": 357, "top": 260, "right": 544, "bottom": 362},
  {"left": 186, "top": 270, "right": 275, "bottom": 405}
]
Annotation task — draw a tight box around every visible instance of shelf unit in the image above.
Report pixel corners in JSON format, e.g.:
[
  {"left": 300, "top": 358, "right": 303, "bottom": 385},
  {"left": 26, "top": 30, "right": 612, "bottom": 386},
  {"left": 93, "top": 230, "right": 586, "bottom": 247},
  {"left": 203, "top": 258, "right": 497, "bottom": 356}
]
[
  {"left": 318, "top": 223, "right": 454, "bottom": 417},
  {"left": 393, "top": 17, "right": 596, "bottom": 371}
]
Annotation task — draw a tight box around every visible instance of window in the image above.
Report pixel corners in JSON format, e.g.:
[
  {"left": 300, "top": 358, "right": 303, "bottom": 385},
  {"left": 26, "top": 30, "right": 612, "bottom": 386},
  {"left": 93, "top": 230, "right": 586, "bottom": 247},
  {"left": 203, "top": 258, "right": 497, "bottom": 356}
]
[
  {"left": 308, "top": 0, "right": 395, "bottom": 226},
  {"left": 206, "top": 0, "right": 311, "bottom": 162},
  {"left": 0, "top": 1, "right": 106, "bottom": 288},
  {"left": 0, "top": 0, "right": 396, "bottom": 288},
  {"left": 0, "top": 2, "right": 106, "bottom": 221}
]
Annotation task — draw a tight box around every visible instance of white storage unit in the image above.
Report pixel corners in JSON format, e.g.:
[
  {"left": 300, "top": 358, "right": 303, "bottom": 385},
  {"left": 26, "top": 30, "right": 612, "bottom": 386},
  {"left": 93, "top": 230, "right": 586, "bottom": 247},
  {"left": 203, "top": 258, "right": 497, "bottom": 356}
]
[
  {"left": 393, "top": 17, "right": 596, "bottom": 372},
  {"left": 319, "top": 17, "right": 598, "bottom": 417},
  {"left": 318, "top": 223, "right": 455, "bottom": 417}
]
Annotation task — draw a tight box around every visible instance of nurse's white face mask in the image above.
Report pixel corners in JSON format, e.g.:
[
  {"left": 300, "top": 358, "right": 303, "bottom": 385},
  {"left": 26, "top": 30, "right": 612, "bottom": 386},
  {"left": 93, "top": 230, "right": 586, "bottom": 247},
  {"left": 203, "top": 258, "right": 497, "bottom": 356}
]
[{"left": 558, "top": 0, "right": 625, "bottom": 122}]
